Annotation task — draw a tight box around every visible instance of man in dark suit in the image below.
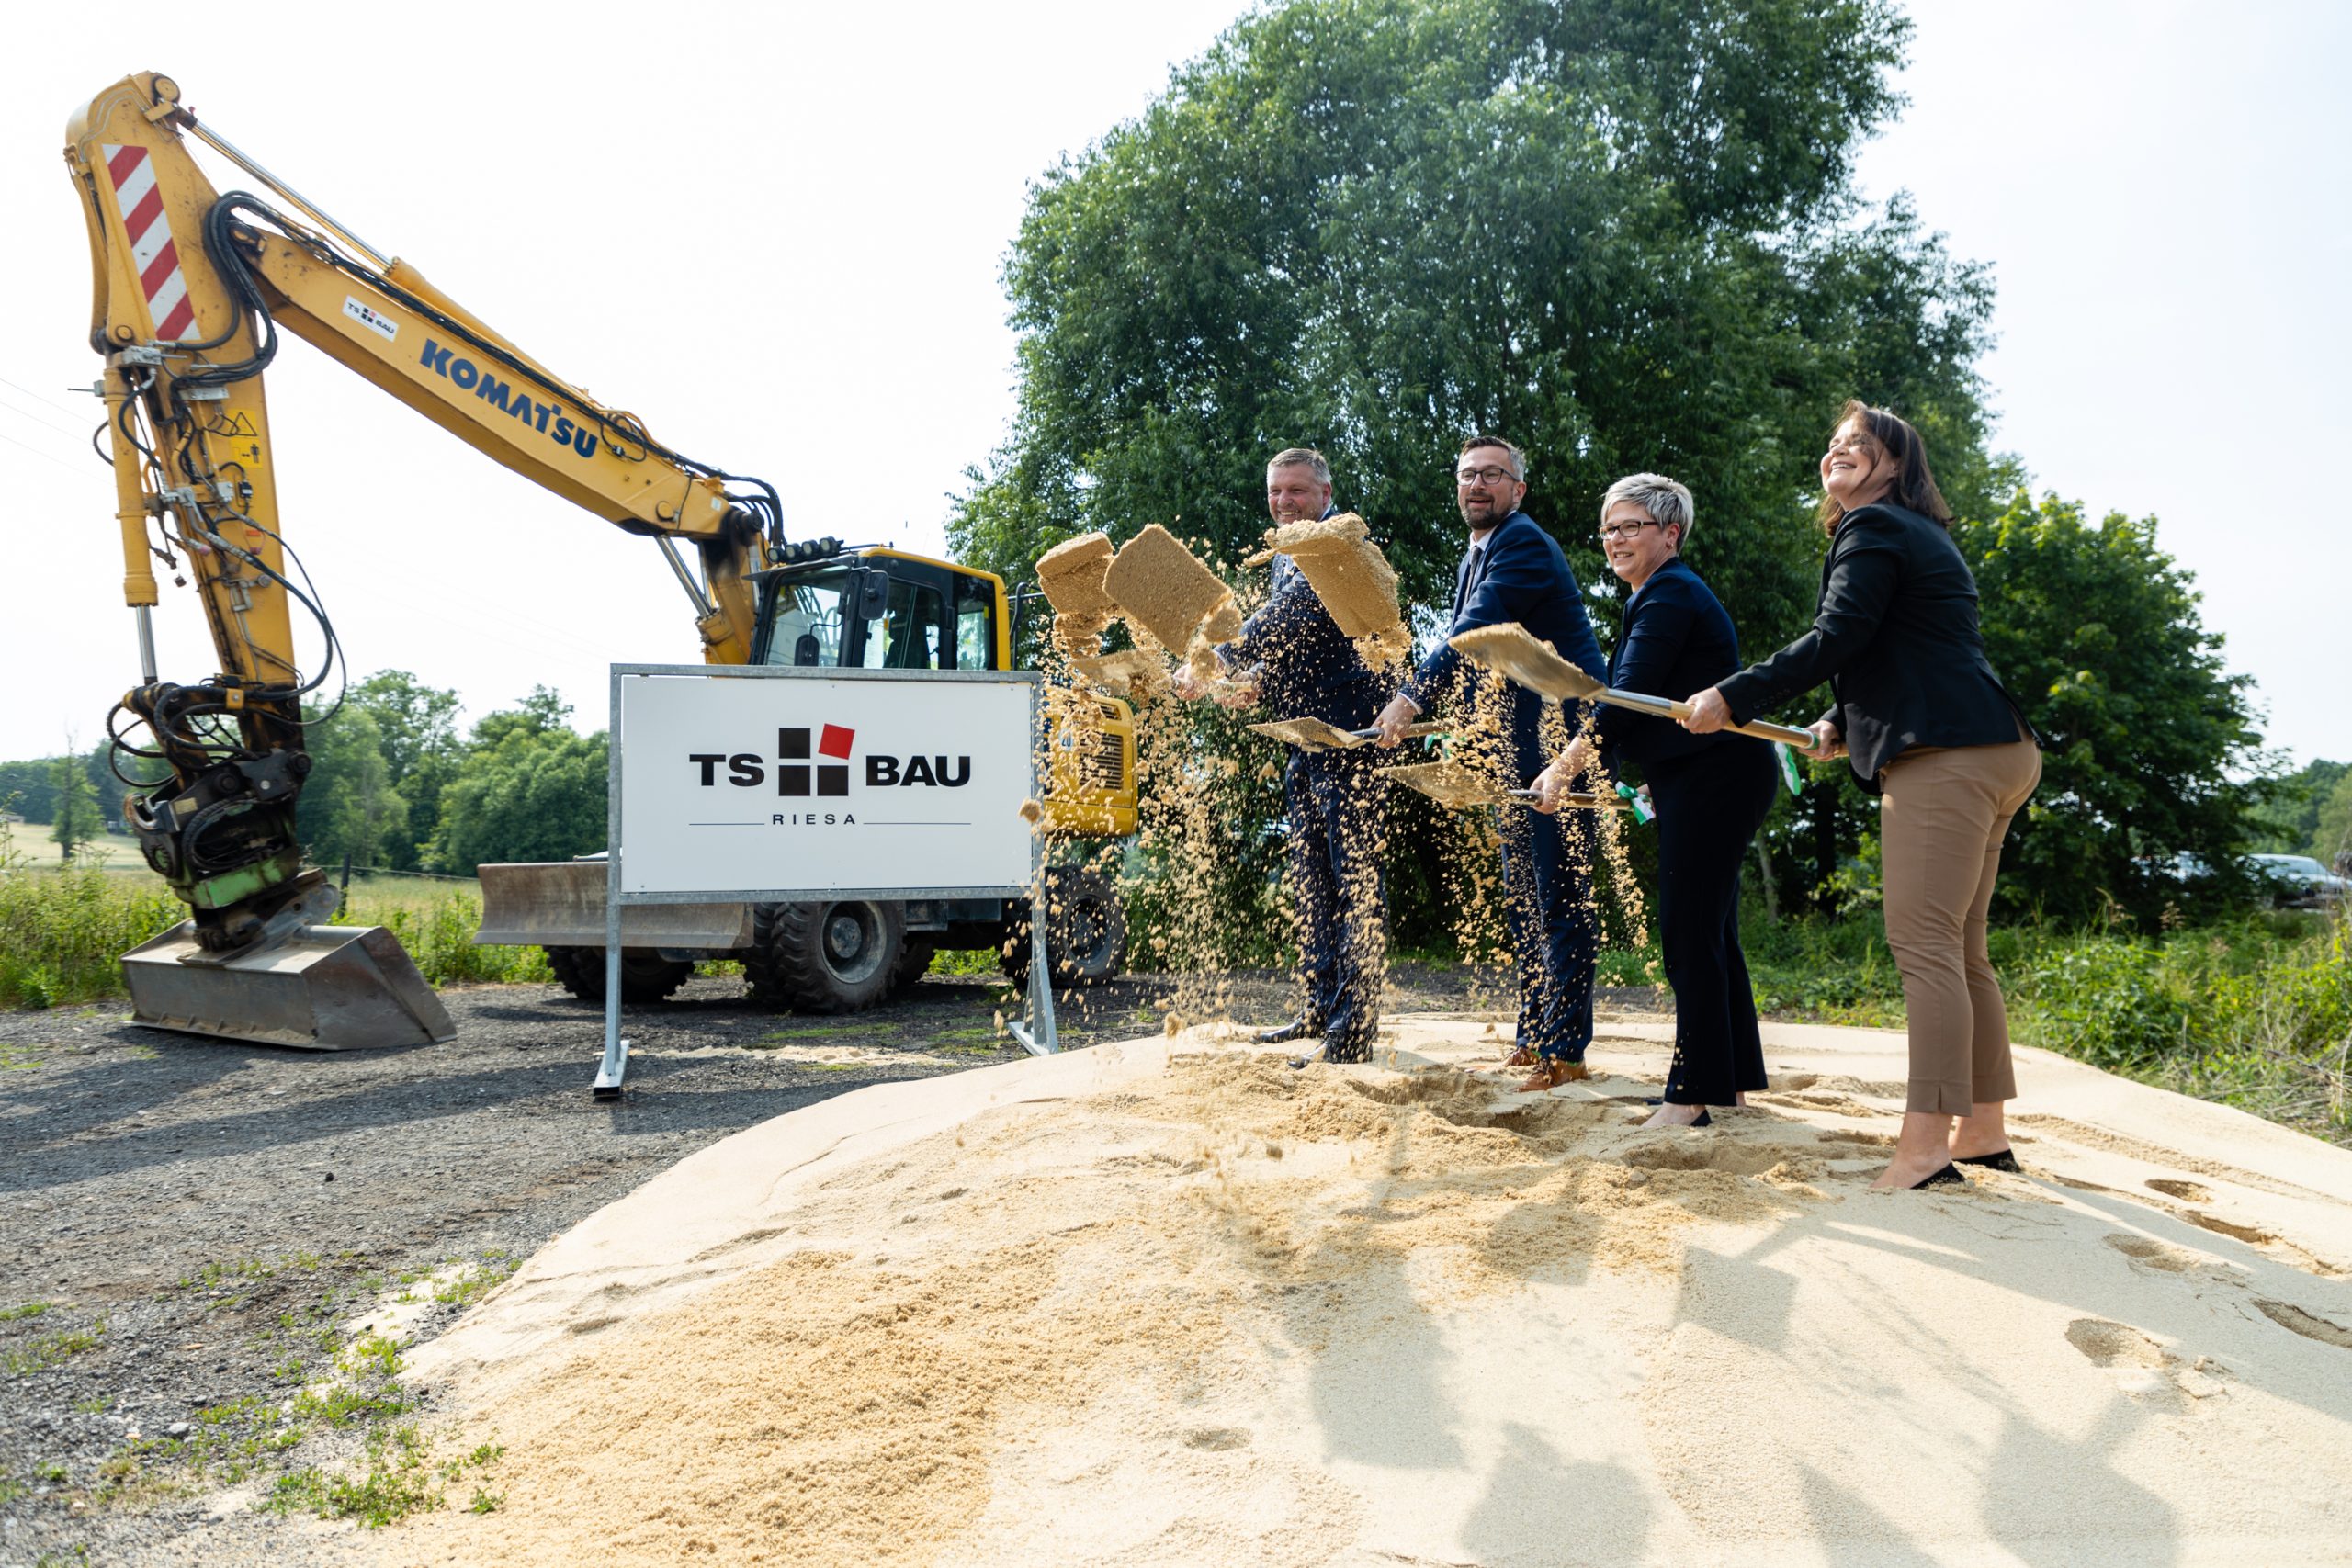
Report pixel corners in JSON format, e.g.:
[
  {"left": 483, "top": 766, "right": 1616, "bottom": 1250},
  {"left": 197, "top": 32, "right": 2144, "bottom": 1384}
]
[
  {"left": 1374, "top": 434, "right": 1609, "bottom": 1089},
  {"left": 1176, "top": 446, "right": 1388, "bottom": 1063}
]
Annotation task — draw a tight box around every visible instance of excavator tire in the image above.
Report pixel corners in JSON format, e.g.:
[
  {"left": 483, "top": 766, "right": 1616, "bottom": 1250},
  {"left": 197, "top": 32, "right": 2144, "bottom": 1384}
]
[
  {"left": 743, "top": 900, "right": 906, "bottom": 1014},
  {"left": 543, "top": 945, "right": 695, "bottom": 1004},
  {"left": 998, "top": 868, "right": 1126, "bottom": 988},
  {"left": 890, "top": 940, "right": 937, "bottom": 998}
]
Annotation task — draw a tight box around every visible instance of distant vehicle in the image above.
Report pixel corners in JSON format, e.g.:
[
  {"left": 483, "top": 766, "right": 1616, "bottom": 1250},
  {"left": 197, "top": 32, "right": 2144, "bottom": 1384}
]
[{"left": 2248, "top": 854, "right": 2352, "bottom": 909}]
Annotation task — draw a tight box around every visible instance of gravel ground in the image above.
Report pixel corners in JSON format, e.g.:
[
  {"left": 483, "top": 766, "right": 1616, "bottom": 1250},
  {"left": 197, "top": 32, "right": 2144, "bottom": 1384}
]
[{"left": 1, "top": 963, "right": 1660, "bottom": 1564}]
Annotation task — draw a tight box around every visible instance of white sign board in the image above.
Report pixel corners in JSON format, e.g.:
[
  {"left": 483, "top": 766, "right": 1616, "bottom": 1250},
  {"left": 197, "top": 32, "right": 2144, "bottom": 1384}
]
[{"left": 613, "top": 667, "right": 1037, "bottom": 898}]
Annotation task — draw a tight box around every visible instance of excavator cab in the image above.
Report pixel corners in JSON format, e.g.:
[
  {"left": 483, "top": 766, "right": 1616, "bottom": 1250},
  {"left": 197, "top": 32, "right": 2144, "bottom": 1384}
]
[{"left": 749, "top": 544, "right": 1007, "bottom": 672}]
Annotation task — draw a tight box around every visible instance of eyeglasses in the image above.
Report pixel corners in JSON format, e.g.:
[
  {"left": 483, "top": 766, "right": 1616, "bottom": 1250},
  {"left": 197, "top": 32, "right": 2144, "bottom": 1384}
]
[
  {"left": 1455, "top": 465, "right": 1520, "bottom": 486},
  {"left": 1596, "top": 518, "right": 1659, "bottom": 542}
]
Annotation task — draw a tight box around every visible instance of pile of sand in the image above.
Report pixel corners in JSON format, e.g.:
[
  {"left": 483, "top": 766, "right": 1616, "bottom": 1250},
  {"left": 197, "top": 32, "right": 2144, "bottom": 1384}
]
[{"left": 385, "top": 1019, "right": 2352, "bottom": 1566}]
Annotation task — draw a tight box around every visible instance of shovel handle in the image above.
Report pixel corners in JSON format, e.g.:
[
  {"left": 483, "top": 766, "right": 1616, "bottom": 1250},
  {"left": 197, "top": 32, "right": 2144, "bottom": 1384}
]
[
  {"left": 1346, "top": 722, "right": 1446, "bottom": 741},
  {"left": 1508, "top": 789, "right": 1623, "bottom": 810},
  {"left": 1592, "top": 687, "right": 1814, "bottom": 749}
]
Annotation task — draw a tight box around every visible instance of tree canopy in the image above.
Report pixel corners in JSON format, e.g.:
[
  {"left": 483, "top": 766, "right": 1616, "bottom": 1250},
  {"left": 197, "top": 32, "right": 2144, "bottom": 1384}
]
[
  {"left": 424, "top": 689, "right": 608, "bottom": 875},
  {"left": 1958, "top": 492, "right": 2267, "bottom": 922},
  {"left": 951, "top": 0, "right": 1995, "bottom": 660}
]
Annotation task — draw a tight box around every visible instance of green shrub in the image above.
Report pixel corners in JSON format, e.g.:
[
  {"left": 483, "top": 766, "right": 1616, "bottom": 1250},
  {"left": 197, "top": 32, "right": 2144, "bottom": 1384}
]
[
  {"left": 0, "top": 867, "right": 183, "bottom": 1009},
  {"left": 0, "top": 864, "right": 548, "bottom": 1010},
  {"left": 2011, "top": 940, "right": 2194, "bottom": 1069}
]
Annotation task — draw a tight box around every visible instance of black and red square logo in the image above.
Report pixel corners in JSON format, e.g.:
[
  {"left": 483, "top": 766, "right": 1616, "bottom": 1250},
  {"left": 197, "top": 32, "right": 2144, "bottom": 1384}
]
[{"left": 777, "top": 726, "right": 854, "bottom": 796}]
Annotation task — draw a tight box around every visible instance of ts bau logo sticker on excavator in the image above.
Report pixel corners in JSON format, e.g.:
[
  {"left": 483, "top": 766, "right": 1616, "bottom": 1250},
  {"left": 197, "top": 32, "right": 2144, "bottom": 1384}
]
[
  {"left": 687, "top": 726, "right": 974, "bottom": 827},
  {"left": 417, "top": 338, "right": 602, "bottom": 459}
]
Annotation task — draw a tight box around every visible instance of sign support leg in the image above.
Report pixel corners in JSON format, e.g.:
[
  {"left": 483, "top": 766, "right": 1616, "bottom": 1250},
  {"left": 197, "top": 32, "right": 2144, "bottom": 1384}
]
[
  {"left": 594, "top": 669, "right": 630, "bottom": 1099},
  {"left": 1005, "top": 914, "right": 1058, "bottom": 1056}
]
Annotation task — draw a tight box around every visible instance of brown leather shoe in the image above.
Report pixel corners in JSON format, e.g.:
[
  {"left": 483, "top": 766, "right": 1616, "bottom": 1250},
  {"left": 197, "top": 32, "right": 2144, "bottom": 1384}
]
[{"left": 1515, "top": 1058, "right": 1591, "bottom": 1093}]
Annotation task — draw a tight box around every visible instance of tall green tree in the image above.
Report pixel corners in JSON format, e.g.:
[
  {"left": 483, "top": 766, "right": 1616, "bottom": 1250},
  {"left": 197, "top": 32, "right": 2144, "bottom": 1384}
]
[
  {"left": 2312, "top": 771, "right": 2352, "bottom": 872},
  {"left": 295, "top": 705, "right": 410, "bottom": 874},
  {"left": 952, "top": 0, "right": 1992, "bottom": 669},
  {"left": 346, "top": 670, "right": 464, "bottom": 870},
  {"left": 425, "top": 689, "right": 607, "bottom": 874},
  {"left": 1958, "top": 491, "right": 2266, "bottom": 923},
  {"left": 48, "top": 750, "right": 101, "bottom": 860},
  {"left": 949, "top": 0, "right": 1995, "bottom": 944},
  {"left": 2249, "top": 758, "right": 2347, "bottom": 855}
]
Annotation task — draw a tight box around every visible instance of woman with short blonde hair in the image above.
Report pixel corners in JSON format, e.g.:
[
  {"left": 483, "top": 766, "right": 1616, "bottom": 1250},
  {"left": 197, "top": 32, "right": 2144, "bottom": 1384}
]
[{"left": 1535, "top": 470, "right": 1777, "bottom": 1126}]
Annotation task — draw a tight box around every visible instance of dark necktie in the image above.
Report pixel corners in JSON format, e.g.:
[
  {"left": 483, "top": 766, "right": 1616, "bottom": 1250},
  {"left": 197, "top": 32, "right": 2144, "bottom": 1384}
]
[{"left": 1452, "top": 545, "right": 1483, "bottom": 622}]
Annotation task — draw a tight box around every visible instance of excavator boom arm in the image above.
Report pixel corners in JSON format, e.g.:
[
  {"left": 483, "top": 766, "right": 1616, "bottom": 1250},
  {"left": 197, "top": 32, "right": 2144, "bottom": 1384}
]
[{"left": 63, "top": 70, "right": 778, "bottom": 988}]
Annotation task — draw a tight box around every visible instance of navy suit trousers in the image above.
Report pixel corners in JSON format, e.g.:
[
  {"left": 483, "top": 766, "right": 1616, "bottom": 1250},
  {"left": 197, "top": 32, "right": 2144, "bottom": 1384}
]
[
  {"left": 1497, "top": 805, "right": 1597, "bottom": 1061},
  {"left": 1288, "top": 748, "right": 1385, "bottom": 1057}
]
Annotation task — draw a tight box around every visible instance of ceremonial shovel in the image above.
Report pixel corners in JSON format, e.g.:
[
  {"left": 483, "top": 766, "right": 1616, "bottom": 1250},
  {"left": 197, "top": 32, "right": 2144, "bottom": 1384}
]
[
  {"left": 1246, "top": 717, "right": 1444, "bottom": 752},
  {"left": 1449, "top": 624, "right": 1816, "bottom": 748},
  {"left": 1384, "top": 761, "right": 1625, "bottom": 812}
]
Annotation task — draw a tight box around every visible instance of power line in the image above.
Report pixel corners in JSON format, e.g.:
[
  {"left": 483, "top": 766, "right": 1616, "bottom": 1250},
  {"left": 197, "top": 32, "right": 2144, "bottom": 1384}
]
[
  {"left": 0, "top": 427, "right": 98, "bottom": 479},
  {"left": 0, "top": 394, "right": 91, "bottom": 443},
  {"left": 0, "top": 375, "right": 94, "bottom": 421}
]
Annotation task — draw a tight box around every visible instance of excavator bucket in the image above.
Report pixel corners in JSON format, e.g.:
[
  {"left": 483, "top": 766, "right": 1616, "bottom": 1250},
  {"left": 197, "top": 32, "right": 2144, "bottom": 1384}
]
[{"left": 121, "top": 921, "right": 456, "bottom": 1051}]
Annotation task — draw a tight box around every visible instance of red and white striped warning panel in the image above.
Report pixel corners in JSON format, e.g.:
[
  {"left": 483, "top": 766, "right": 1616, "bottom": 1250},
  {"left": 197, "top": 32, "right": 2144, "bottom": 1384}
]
[{"left": 102, "top": 143, "right": 196, "bottom": 342}]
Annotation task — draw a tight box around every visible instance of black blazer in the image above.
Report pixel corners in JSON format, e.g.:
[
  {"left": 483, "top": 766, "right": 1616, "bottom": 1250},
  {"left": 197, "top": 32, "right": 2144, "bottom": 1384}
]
[
  {"left": 1402, "top": 511, "right": 1608, "bottom": 775},
  {"left": 1594, "top": 557, "right": 1749, "bottom": 769},
  {"left": 1716, "top": 502, "right": 2030, "bottom": 790}
]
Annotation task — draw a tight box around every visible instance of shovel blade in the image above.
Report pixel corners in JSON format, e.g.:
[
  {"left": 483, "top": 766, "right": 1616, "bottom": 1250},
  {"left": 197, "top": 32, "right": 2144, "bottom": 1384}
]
[
  {"left": 1448, "top": 623, "right": 1601, "bottom": 701},
  {"left": 122, "top": 921, "right": 456, "bottom": 1051}
]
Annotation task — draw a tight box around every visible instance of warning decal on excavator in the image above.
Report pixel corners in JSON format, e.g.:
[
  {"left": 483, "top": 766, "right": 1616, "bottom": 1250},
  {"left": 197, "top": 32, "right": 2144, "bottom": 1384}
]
[{"left": 101, "top": 144, "right": 196, "bottom": 341}]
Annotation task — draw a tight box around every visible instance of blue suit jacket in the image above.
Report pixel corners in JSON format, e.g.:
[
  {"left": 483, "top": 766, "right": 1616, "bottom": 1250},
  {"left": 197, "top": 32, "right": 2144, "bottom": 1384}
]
[
  {"left": 1222, "top": 512, "right": 1385, "bottom": 732},
  {"left": 1594, "top": 556, "right": 1747, "bottom": 768},
  {"left": 1404, "top": 511, "right": 1607, "bottom": 778}
]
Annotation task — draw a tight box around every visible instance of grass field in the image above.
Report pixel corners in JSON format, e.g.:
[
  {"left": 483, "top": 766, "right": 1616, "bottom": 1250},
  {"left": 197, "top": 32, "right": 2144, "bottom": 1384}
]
[
  {"left": 0, "top": 819, "right": 550, "bottom": 1006},
  {"left": 3, "top": 820, "right": 2343, "bottom": 1145},
  {"left": 6, "top": 829, "right": 150, "bottom": 873}
]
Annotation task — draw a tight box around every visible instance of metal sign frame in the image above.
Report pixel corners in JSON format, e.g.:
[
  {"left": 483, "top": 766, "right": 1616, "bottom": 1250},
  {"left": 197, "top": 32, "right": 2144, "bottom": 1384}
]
[{"left": 594, "top": 663, "right": 1054, "bottom": 1097}]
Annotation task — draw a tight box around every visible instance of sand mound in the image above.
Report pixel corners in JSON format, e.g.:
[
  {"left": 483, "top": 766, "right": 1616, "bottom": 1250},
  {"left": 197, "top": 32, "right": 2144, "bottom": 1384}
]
[{"left": 385, "top": 1019, "right": 2352, "bottom": 1567}]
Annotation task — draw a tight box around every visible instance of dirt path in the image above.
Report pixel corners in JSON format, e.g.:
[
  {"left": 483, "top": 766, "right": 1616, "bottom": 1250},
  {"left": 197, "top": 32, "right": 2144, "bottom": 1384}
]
[{"left": 1, "top": 964, "right": 1640, "bottom": 1564}]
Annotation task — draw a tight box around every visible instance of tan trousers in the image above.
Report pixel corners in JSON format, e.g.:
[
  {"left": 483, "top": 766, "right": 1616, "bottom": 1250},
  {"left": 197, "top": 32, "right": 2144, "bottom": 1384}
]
[{"left": 1878, "top": 735, "right": 2041, "bottom": 1115}]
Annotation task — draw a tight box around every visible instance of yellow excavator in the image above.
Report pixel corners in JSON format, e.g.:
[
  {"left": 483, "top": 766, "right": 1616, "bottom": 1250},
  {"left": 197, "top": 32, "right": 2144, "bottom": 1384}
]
[{"left": 66, "top": 70, "right": 1134, "bottom": 1049}]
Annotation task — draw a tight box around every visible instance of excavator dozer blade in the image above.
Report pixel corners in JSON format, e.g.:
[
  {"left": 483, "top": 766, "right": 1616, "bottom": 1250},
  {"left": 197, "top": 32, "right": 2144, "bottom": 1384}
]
[
  {"left": 474, "top": 861, "right": 751, "bottom": 949},
  {"left": 121, "top": 922, "right": 457, "bottom": 1051}
]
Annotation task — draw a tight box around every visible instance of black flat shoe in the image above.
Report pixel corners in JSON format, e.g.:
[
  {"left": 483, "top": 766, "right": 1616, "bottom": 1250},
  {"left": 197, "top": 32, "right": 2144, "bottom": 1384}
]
[
  {"left": 1259, "top": 1016, "right": 1325, "bottom": 1045},
  {"left": 1905, "top": 1163, "right": 1966, "bottom": 1190},
  {"left": 1955, "top": 1150, "right": 2020, "bottom": 1173}
]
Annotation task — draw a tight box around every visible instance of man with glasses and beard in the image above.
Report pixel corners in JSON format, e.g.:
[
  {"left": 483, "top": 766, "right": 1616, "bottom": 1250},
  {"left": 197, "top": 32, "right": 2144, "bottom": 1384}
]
[
  {"left": 1174, "top": 446, "right": 1389, "bottom": 1066},
  {"left": 1373, "top": 435, "right": 1610, "bottom": 1091}
]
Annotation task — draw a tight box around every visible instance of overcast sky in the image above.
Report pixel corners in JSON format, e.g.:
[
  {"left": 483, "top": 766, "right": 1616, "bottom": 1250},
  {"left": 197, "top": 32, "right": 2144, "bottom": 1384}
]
[{"left": 4, "top": 1, "right": 2344, "bottom": 767}]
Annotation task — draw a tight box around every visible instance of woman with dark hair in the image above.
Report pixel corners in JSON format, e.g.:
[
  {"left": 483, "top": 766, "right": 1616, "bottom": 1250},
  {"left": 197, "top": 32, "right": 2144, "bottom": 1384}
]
[
  {"left": 1532, "top": 473, "right": 1776, "bottom": 1129},
  {"left": 1682, "top": 400, "right": 2040, "bottom": 1190}
]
